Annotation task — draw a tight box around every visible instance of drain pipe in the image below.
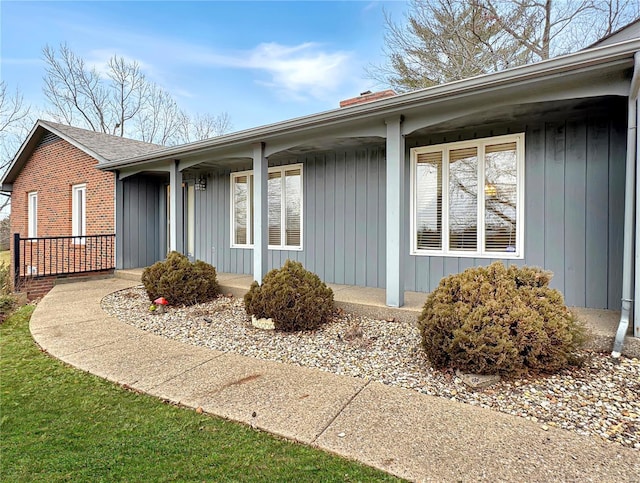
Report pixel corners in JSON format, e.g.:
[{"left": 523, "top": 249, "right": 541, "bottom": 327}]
[{"left": 612, "top": 50, "right": 640, "bottom": 358}]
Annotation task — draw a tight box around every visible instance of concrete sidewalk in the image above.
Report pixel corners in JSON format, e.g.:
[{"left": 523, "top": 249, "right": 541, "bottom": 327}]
[{"left": 31, "top": 278, "right": 639, "bottom": 482}]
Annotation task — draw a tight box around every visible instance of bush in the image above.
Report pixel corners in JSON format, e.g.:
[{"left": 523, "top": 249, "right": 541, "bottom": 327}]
[
  {"left": 417, "top": 262, "right": 586, "bottom": 377},
  {"left": 244, "top": 260, "right": 334, "bottom": 332},
  {"left": 0, "top": 262, "right": 11, "bottom": 295},
  {"left": 0, "top": 295, "right": 16, "bottom": 323},
  {"left": 141, "top": 251, "right": 219, "bottom": 306}
]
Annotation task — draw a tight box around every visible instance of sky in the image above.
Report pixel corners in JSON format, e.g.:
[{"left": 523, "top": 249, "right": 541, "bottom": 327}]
[{"left": 1, "top": 0, "right": 409, "bottom": 133}]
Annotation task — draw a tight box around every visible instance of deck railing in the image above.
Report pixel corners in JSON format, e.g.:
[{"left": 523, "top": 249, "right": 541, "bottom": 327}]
[{"left": 13, "top": 233, "right": 116, "bottom": 286}]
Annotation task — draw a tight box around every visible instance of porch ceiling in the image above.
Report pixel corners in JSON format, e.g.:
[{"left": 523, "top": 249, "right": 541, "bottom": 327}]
[{"left": 408, "top": 96, "right": 624, "bottom": 137}]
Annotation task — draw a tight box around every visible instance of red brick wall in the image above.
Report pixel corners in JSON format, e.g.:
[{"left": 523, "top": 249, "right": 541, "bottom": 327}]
[
  {"left": 10, "top": 135, "right": 115, "bottom": 239},
  {"left": 10, "top": 134, "right": 116, "bottom": 284}
]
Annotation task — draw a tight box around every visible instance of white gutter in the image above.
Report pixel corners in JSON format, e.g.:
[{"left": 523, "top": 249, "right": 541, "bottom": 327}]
[
  {"left": 99, "top": 38, "right": 640, "bottom": 171},
  {"left": 612, "top": 50, "right": 640, "bottom": 358}
]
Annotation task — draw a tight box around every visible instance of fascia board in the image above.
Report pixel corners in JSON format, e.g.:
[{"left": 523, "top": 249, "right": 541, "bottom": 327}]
[{"left": 99, "top": 38, "right": 640, "bottom": 171}]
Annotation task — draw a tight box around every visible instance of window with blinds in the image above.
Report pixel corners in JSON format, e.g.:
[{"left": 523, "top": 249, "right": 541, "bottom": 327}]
[
  {"left": 411, "top": 133, "right": 523, "bottom": 258},
  {"left": 231, "top": 164, "right": 303, "bottom": 249}
]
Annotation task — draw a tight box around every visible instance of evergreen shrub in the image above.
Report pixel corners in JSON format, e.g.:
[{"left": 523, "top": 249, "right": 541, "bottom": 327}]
[
  {"left": 141, "top": 251, "right": 219, "bottom": 306},
  {"left": 244, "top": 259, "right": 334, "bottom": 331},
  {"left": 418, "top": 262, "right": 586, "bottom": 377}
]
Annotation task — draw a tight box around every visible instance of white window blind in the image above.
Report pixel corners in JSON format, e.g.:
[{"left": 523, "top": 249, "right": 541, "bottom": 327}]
[
  {"left": 411, "top": 133, "right": 524, "bottom": 258},
  {"left": 72, "top": 184, "right": 86, "bottom": 244},
  {"left": 416, "top": 151, "right": 442, "bottom": 250},
  {"left": 231, "top": 164, "right": 303, "bottom": 249},
  {"left": 28, "top": 192, "right": 37, "bottom": 238}
]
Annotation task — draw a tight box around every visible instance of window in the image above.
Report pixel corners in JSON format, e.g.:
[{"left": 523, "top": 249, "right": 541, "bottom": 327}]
[
  {"left": 411, "top": 133, "right": 524, "bottom": 258},
  {"left": 27, "top": 192, "right": 37, "bottom": 238},
  {"left": 72, "top": 184, "right": 86, "bottom": 244},
  {"left": 231, "top": 164, "right": 303, "bottom": 250}
]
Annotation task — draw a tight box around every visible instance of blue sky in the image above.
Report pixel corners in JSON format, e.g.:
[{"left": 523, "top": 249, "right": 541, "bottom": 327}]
[{"left": 1, "top": 1, "right": 408, "bottom": 132}]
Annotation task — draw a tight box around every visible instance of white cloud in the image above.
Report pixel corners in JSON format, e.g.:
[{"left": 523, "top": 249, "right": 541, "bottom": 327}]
[{"left": 184, "top": 42, "right": 354, "bottom": 102}]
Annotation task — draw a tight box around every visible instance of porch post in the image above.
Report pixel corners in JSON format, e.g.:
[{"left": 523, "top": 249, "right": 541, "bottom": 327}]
[
  {"left": 253, "top": 142, "right": 268, "bottom": 284},
  {"left": 115, "top": 171, "right": 124, "bottom": 269},
  {"left": 385, "top": 116, "right": 405, "bottom": 307},
  {"left": 169, "top": 160, "right": 183, "bottom": 253}
]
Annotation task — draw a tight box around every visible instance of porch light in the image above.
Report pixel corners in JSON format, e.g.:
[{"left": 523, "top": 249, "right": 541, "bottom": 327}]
[
  {"left": 195, "top": 175, "right": 207, "bottom": 191},
  {"left": 484, "top": 183, "right": 497, "bottom": 198}
]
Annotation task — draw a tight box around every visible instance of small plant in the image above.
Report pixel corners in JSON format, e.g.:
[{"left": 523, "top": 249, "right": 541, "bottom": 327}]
[
  {"left": 417, "top": 262, "right": 587, "bottom": 377},
  {"left": 141, "top": 251, "right": 219, "bottom": 306},
  {"left": 0, "top": 295, "right": 16, "bottom": 323},
  {"left": 244, "top": 260, "right": 334, "bottom": 332}
]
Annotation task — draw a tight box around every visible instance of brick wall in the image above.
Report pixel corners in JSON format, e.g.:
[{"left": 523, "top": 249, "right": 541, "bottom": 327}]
[
  {"left": 17, "top": 270, "right": 114, "bottom": 301},
  {"left": 10, "top": 133, "right": 116, "bottom": 286}
]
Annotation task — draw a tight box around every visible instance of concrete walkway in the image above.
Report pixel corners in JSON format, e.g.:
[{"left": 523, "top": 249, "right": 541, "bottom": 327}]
[{"left": 31, "top": 278, "right": 639, "bottom": 482}]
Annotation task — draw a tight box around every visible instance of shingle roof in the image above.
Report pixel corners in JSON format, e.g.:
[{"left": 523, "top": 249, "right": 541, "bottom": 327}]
[
  {"left": 39, "top": 120, "right": 164, "bottom": 162},
  {"left": 1, "top": 120, "right": 165, "bottom": 188}
]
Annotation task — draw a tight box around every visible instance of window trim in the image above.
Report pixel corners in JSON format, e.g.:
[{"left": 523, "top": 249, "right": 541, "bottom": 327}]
[
  {"left": 230, "top": 163, "right": 304, "bottom": 251},
  {"left": 27, "top": 191, "right": 37, "bottom": 239},
  {"left": 410, "top": 133, "right": 525, "bottom": 259},
  {"left": 72, "top": 183, "right": 86, "bottom": 245}
]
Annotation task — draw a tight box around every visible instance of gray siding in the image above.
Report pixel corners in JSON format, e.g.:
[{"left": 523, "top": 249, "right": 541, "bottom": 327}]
[
  {"left": 193, "top": 147, "right": 387, "bottom": 287},
  {"left": 184, "top": 101, "right": 625, "bottom": 310},
  {"left": 121, "top": 175, "right": 163, "bottom": 269},
  {"left": 404, "top": 106, "right": 626, "bottom": 309}
]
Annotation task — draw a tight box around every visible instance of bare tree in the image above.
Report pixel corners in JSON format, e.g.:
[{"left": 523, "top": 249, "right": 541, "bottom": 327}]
[
  {"left": 178, "top": 112, "right": 233, "bottom": 144},
  {"left": 107, "top": 56, "right": 147, "bottom": 137},
  {"left": 136, "top": 83, "right": 181, "bottom": 145},
  {"left": 0, "top": 81, "right": 33, "bottom": 213},
  {"left": 370, "top": 0, "right": 639, "bottom": 92},
  {"left": 42, "top": 43, "right": 232, "bottom": 144}
]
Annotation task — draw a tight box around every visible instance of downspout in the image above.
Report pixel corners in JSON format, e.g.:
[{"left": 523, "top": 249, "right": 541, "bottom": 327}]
[{"left": 612, "top": 50, "right": 640, "bottom": 358}]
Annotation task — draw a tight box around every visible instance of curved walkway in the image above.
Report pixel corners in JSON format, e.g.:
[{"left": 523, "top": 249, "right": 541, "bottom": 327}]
[{"left": 31, "top": 278, "right": 639, "bottom": 482}]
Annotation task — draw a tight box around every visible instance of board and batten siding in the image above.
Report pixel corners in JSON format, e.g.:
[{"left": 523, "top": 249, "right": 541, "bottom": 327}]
[
  {"left": 183, "top": 102, "right": 625, "bottom": 310},
  {"left": 119, "top": 175, "right": 164, "bottom": 269},
  {"left": 192, "top": 147, "right": 387, "bottom": 288},
  {"left": 404, "top": 108, "right": 626, "bottom": 309}
]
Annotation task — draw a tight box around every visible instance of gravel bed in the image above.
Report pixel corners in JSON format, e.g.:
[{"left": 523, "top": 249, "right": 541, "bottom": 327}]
[{"left": 102, "top": 286, "right": 640, "bottom": 450}]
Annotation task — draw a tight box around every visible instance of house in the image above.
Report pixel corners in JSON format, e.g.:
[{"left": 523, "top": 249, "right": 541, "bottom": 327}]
[
  {"left": 91, "top": 33, "right": 639, "bottom": 344},
  {"left": 0, "top": 120, "right": 161, "bottom": 297}
]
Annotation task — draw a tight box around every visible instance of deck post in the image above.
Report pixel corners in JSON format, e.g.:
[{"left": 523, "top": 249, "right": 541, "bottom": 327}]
[
  {"left": 385, "top": 116, "right": 405, "bottom": 307},
  {"left": 253, "top": 143, "right": 268, "bottom": 284},
  {"left": 169, "top": 160, "right": 183, "bottom": 253}
]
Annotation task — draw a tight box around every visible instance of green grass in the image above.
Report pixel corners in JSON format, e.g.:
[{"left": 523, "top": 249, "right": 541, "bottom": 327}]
[
  {"left": 0, "top": 250, "right": 9, "bottom": 265},
  {"left": 1, "top": 306, "right": 401, "bottom": 482}
]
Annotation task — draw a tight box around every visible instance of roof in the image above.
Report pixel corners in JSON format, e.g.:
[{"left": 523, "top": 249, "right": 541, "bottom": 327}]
[
  {"left": 1, "top": 120, "right": 163, "bottom": 189},
  {"left": 99, "top": 36, "right": 640, "bottom": 171},
  {"left": 589, "top": 17, "right": 640, "bottom": 48}
]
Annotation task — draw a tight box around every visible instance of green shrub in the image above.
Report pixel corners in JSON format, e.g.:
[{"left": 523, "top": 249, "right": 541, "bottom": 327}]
[
  {"left": 417, "top": 262, "right": 586, "bottom": 377},
  {"left": 0, "top": 295, "right": 16, "bottom": 323},
  {"left": 141, "top": 251, "right": 219, "bottom": 306},
  {"left": 244, "top": 260, "right": 334, "bottom": 332},
  {"left": 0, "top": 262, "right": 11, "bottom": 295}
]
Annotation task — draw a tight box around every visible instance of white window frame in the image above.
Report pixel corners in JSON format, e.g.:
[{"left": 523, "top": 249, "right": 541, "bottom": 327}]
[
  {"left": 410, "top": 133, "right": 525, "bottom": 259},
  {"left": 27, "top": 191, "right": 38, "bottom": 239},
  {"left": 72, "top": 184, "right": 86, "bottom": 245},
  {"left": 230, "top": 164, "right": 304, "bottom": 250}
]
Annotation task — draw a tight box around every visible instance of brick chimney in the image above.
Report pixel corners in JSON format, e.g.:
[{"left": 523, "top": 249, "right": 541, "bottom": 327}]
[{"left": 339, "top": 89, "right": 396, "bottom": 108}]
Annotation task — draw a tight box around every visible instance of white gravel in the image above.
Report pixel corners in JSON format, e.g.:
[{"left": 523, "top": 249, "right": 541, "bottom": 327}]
[{"left": 102, "top": 286, "right": 640, "bottom": 450}]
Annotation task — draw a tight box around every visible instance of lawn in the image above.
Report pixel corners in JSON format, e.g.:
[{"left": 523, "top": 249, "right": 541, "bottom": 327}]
[
  {"left": 0, "top": 250, "right": 9, "bottom": 265},
  {"left": 0, "top": 305, "right": 401, "bottom": 482}
]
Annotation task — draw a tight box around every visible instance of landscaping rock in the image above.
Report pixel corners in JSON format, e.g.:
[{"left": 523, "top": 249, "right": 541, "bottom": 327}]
[{"left": 455, "top": 370, "right": 501, "bottom": 389}]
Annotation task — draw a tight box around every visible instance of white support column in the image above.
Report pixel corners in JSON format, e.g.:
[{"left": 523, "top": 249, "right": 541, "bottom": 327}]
[
  {"left": 169, "top": 160, "right": 183, "bottom": 253},
  {"left": 253, "top": 143, "right": 268, "bottom": 284},
  {"left": 114, "top": 171, "right": 124, "bottom": 269},
  {"left": 385, "top": 116, "right": 405, "bottom": 307}
]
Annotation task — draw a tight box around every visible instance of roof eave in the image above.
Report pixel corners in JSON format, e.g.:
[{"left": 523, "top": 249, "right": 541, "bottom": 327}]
[{"left": 98, "top": 37, "right": 640, "bottom": 171}]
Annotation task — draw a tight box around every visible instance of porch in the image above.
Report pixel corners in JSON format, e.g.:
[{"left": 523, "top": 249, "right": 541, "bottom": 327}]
[{"left": 114, "top": 268, "right": 640, "bottom": 358}]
